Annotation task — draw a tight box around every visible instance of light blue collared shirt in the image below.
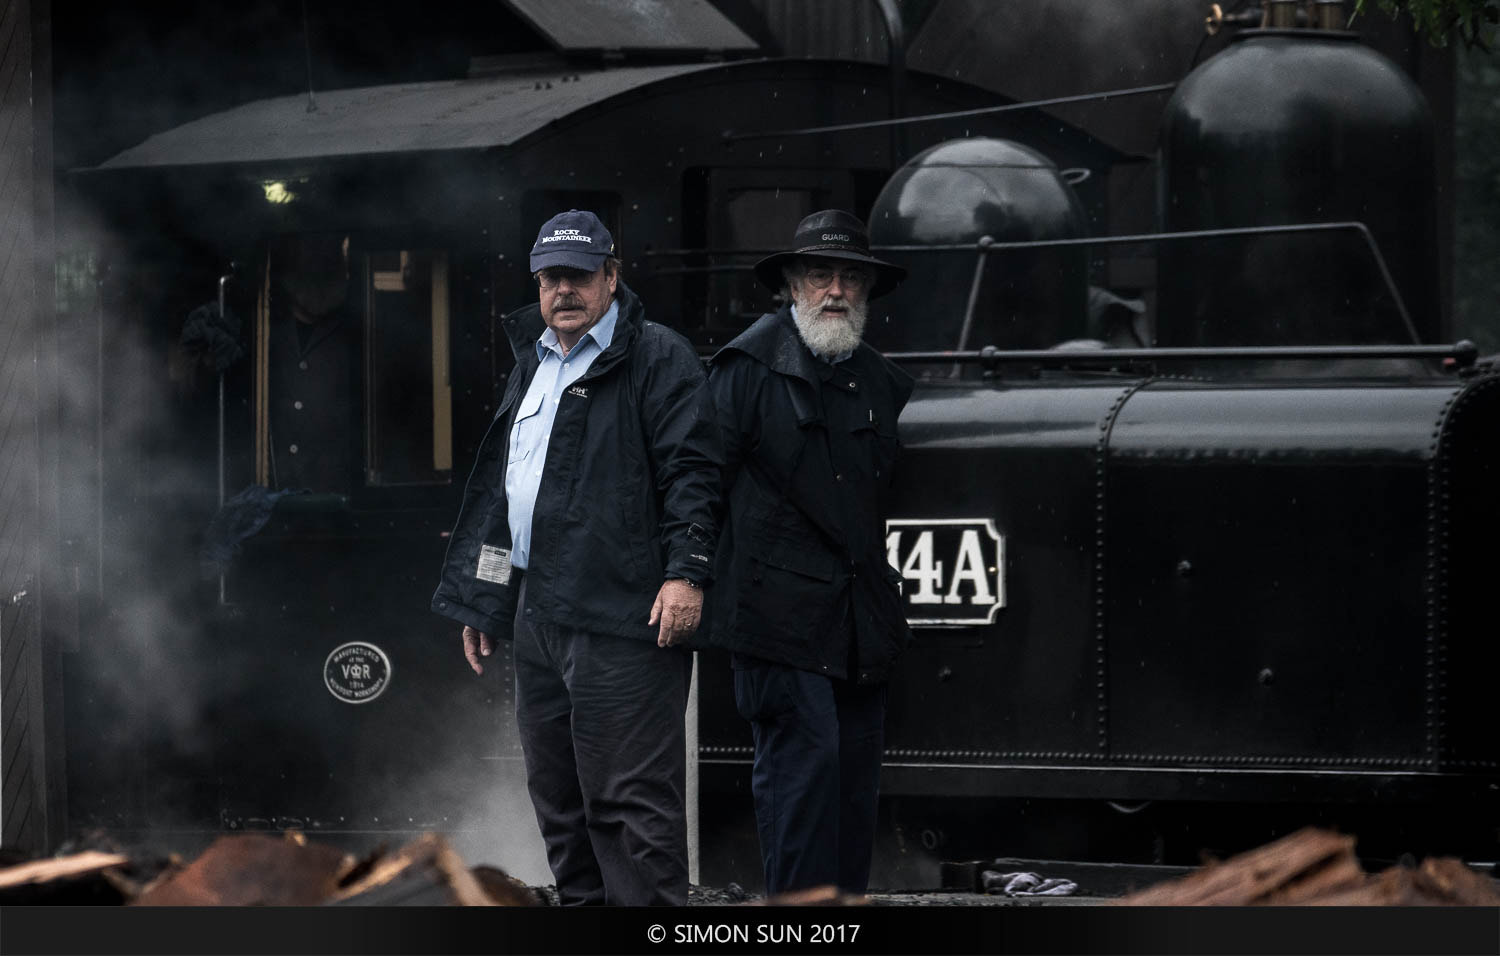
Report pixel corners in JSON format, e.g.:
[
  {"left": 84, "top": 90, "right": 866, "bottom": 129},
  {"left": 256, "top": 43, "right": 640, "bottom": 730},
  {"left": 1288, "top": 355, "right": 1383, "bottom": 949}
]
[{"left": 505, "top": 300, "right": 619, "bottom": 570}]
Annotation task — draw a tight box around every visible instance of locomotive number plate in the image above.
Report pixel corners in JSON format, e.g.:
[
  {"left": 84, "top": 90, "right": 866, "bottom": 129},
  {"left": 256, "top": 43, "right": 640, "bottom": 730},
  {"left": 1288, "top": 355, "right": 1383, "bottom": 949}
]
[{"left": 884, "top": 518, "right": 1006, "bottom": 626}]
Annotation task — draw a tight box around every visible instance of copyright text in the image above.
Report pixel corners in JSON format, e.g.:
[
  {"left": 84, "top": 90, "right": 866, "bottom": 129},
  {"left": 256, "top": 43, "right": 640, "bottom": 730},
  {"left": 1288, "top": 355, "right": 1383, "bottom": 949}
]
[{"left": 652, "top": 923, "right": 861, "bottom": 945}]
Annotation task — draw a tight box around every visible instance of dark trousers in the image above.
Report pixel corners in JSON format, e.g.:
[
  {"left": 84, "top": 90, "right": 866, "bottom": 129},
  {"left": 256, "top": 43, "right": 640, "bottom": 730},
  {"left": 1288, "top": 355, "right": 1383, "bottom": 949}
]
[
  {"left": 512, "top": 578, "right": 693, "bottom": 906},
  {"left": 733, "top": 660, "right": 886, "bottom": 895}
]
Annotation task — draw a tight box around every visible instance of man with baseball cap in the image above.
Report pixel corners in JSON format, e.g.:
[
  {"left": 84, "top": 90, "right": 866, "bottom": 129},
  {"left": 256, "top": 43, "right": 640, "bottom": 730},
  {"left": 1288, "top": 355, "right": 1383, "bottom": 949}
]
[
  {"left": 704, "top": 209, "right": 914, "bottom": 896},
  {"left": 433, "top": 210, "right": 718, "bottom": 905}
]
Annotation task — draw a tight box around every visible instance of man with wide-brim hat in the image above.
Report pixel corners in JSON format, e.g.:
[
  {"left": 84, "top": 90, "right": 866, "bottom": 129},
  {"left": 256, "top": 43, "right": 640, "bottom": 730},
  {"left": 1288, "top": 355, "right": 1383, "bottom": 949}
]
[
  {"left": 751, "top": 209, "right": 906, "bottom": 302},
  {"left": 704, "top": 209, "right": 914, "bottom": 895}
]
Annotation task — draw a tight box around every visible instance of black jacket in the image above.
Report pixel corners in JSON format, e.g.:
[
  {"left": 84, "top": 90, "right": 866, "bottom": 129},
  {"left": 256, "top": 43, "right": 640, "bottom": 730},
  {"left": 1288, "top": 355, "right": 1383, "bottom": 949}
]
[
  {"left": 432, "top": 281, "right": 717, "bottom": 641},
  {"left": 704, "top": 306, "right": 914, "bottom": 684}
]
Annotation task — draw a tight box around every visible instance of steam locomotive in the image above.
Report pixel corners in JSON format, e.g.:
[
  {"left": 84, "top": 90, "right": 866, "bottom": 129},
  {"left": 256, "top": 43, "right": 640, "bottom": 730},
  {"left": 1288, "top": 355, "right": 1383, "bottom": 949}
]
[{"left": 59, "top": 2, "right": 1498, "bottom": 883}]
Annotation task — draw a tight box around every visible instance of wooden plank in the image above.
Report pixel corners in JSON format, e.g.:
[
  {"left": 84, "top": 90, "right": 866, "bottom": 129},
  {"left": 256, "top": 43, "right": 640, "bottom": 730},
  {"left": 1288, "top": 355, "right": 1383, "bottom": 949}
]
[
  {"left": 1260, "top": 850, "right": 1367, "bottom": 905},
  {"left": 1118, "top": 828, "right": 1358, "bottom": 906},
  {"left": 331, "top": 833, "right": 495, "bottom": 906},
  {"left": 1415, "top": 858, "right": 1500, "bottom": 905},
  {"left": 1118, "top": 828, "right": 1500, "bottom": 906},
  {"left": 469, "top": 865, "right": 541, "bottom": 906},
  {"left": 0, "top": 851, "right": 128, "bottom": 889},
  {"left": 133, "top": 834, "right": 353, "bottom": 906}
]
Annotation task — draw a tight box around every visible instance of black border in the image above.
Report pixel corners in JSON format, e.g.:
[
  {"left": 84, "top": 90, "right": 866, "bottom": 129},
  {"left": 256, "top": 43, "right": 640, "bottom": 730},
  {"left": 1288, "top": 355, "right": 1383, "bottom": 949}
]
[{"left": 3, "top": 905, "right": 1498, "bottom": 956}]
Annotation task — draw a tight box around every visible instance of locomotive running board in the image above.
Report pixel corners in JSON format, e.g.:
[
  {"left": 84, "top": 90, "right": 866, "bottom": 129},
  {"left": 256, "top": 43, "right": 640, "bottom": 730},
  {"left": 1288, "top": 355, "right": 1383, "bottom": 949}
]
[{"left": 699, "top": 760, "right": 1500, "bottom": 805}]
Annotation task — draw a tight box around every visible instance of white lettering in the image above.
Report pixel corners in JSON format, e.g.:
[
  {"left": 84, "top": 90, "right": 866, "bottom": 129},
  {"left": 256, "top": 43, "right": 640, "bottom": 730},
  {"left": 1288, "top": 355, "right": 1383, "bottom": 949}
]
[
  {"left": 757, "top": 925, "right": 803, "bottom": 943},
  {"left": 674, "top": 925, "right": 749, "bottom": 944},
  {"left": 884, "top": 519, "right": 1007, "bottom": 624},
  {"left": 899, "top": 530, "right": 944, "bottom": 605},
  {"left": 821, "top": 233, "right": 851, "bottom": 242},
  {"left": 944, "top": 529, "right": 997, "bottom": 605}
]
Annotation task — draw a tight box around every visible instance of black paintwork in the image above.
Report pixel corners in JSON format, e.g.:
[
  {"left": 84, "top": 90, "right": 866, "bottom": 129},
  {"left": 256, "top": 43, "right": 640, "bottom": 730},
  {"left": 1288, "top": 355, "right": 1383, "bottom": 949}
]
[{"left": 1158, "top": 30, "right": 1440, "bottom": 347}]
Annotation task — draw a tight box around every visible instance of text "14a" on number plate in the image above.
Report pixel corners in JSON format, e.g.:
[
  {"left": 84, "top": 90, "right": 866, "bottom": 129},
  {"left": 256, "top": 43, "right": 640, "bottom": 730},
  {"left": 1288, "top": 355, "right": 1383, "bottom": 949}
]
[{"left": 884, "top": 518, "right": 1005, "bottom": 626}]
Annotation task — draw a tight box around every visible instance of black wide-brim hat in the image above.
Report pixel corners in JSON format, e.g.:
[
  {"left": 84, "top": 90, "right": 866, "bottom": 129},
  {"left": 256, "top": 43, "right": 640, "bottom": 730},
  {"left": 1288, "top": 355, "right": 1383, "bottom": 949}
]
[{"left": 753, "top": 209, "right": 906, "bottom": 300}]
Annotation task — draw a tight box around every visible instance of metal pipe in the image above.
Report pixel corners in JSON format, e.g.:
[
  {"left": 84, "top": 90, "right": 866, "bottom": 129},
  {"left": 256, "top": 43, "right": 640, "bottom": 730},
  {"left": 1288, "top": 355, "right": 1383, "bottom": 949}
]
[
  {"left": 952, "top": 237, "right": 993, "bottom": 376},
  {"left": 217, "top": 270, "right": 232, "bottom": 605},
  {"left": 95, "top": 273, "right": 105, "bottom": 598},
  {"left": 686, "top": 654, "right": 700, "bottom": 886},
  {"left": 885, "top": 341, "right": 1478, "bottom": 367},
  {"left": 1263, "top": 0, "right": 1300, "bottom": 27},
  {"left": 637, "top": 265, "right": 762, "bottom": 277},
  {"left": 722, "top": 83, "right": 1176, "bottom": 143},
  {"left": 644, "top": 223, "right": 1420, "bottom": 345},
  {"left": 876, "top": 221, "right": 1420, "bottom": 344},
  {"left": 1206, "top": 3, "right": 1266, "bottom": 35},
  {"left": 873, "top": 0, "right": 907, "bottom": 163},
  {"left": 1311, "top": 0, "right": 1346, "bottom": 30},
  {"left": 643, "top": 248, "right": 780, "bottom": 258},
  {"left": 301, "top": 0, "right": 319, "bottom": 113}
]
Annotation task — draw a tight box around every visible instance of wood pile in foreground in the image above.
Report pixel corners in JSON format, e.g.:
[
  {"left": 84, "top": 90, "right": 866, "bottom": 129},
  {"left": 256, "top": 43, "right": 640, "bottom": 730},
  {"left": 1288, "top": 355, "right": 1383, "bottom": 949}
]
[
  {"left": 5, "top": 825, "right": 1494, "bottom": 906},
  {"left": 1117, "top": 828, "right": 1500, "bottom": 906},
  {"left": 0, "top": 832, "right": 538, "bottom": 906}
]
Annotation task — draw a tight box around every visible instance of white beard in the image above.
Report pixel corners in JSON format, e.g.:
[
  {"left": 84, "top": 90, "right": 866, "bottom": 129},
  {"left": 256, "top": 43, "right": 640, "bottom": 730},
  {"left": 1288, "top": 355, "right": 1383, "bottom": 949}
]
[{"left": 791, "top": 296, "right": 868, "bottom": 360}]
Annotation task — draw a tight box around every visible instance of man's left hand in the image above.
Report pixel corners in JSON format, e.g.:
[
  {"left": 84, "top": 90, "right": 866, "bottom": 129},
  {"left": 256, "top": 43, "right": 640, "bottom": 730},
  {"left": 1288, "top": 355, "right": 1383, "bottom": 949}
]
[{"left": 649, "top": 579, "right": 703, "bottom": 647}]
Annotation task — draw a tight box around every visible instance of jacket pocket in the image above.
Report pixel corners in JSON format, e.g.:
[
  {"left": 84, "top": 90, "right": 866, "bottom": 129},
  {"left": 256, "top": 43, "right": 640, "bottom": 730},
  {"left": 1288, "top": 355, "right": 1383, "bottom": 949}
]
[
  {"left": 508, "top": 388, "right": 546, "bottom": 464},
  {"left": 753, "top": 540, "right": 837, "bottom": 583}
]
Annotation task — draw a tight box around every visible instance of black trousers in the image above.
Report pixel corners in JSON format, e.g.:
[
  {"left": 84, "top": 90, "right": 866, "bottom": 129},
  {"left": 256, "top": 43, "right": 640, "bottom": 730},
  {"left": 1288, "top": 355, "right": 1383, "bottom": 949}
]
[
  {"left": 733, "top": 659, "right": 886, "bottom": 895},
  {"left": 512, "top": 577, "right": 693, "bottom": 906}
]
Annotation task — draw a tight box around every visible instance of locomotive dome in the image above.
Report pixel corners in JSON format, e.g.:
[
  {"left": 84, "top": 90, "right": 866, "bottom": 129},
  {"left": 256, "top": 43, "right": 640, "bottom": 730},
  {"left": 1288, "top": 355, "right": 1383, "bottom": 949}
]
[
  {"left": 1158, "top": 27, "right": 1438, "bottom": 348},
  {"left": 866, "top": 137, "right": 1089, "bottom": 354}
]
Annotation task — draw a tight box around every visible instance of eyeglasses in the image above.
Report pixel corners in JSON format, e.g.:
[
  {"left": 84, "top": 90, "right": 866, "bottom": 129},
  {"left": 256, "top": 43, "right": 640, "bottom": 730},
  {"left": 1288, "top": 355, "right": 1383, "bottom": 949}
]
[
  {"left": 800, "top": 267, "right": 873, "bottom": 291},
  {"left": 535, "top": 267, "right": 603, "bottom": 291}
]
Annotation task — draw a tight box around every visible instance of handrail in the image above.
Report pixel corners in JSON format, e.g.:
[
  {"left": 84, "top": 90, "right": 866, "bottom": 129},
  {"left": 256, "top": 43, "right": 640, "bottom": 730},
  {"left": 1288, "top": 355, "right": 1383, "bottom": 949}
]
[
  {"left": 721, "top": 83, "right": 1177, "bottom": 143},
  {"left": 885, "top": 341, "right": 1478, "bottom": 369},
  {"left": 887, "top": 221, "right": 1420, "bottom": 346},
  {"left": 640, "top": 222, "right": 1419, "bottom": 346}
]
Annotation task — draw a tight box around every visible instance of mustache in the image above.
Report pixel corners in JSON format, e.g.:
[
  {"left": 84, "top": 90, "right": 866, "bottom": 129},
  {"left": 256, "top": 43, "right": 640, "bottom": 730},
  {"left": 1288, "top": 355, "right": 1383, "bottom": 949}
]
[{"left": 553, "top": 296, "right": 585, "bottom": 310}]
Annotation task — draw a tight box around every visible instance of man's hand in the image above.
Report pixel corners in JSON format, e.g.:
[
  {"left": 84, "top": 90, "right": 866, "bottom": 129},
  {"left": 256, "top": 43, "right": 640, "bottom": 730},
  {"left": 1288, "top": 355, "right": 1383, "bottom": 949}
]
[
  {"left": 649, "top": 579, "right": 703, "bottom": 648},
  {"left": 462, "top": 625, "right": 494, "bottom": 675}
]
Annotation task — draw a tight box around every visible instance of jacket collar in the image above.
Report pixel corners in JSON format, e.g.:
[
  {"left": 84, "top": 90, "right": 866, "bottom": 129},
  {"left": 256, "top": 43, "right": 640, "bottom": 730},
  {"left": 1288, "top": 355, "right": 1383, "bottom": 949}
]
[
  {"left": 501, "top": 279, "right": 645, "bottom": 371},
  {"left": 713, "top": 304, "right": 822, "bottom": 387}
]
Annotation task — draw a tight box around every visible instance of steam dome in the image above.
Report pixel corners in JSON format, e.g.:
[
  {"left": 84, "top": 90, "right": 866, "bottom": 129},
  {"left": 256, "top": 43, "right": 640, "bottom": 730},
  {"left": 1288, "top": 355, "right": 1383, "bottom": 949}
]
[{"left": 867, "top": 137, "right": 1089, "bottom": 352}]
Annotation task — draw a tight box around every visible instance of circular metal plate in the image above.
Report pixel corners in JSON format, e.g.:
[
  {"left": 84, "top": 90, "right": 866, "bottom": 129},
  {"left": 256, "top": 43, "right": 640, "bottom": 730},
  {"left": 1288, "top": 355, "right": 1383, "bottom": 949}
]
[{"left": 323, "top": 641, "right": 392, "bottom": 704}]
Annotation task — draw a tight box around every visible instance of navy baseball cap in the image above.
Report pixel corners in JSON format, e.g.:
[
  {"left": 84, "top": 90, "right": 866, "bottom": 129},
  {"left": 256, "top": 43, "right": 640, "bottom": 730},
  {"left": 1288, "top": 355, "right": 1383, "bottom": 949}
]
[{"left": 529, "top": 209, "right": 615, "bottom": 273}]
